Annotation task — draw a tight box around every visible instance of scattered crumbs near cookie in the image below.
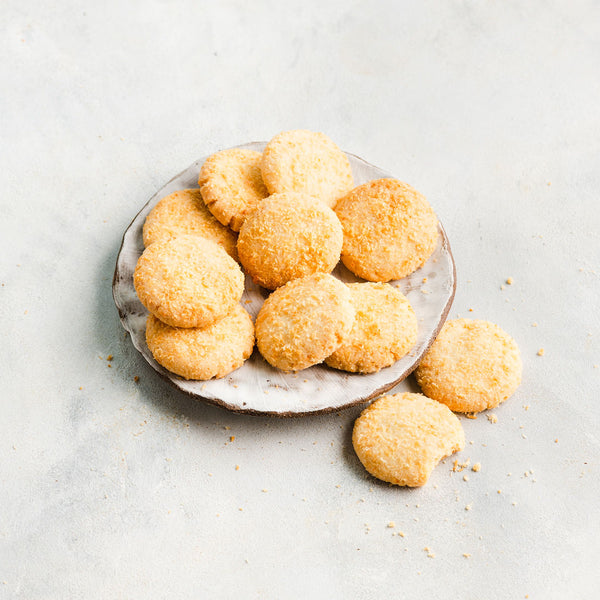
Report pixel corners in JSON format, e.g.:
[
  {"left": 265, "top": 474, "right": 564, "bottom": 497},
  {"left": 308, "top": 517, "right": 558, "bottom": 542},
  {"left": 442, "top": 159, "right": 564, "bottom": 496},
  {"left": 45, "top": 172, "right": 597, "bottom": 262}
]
[
  {"left": 107, "top": 355, "right": 113, "bottom": 361},
  {"left": 230, "top": 436, "right": 235, "bottom": 442},
  {"left": 500, "top": 284, "right": 505, "bottom": 290},
  {"left": 387, "top": 521, "right": 395, "bottom": 528},
  {"left": 244, "top": 299, "right": 252, "bottom": 304},
  {"left": 555, "top": 438, "right": 559, "bottom": 443},
  {"left": 521, "top": 433, "right": 527, "bottom": 439},
  {"left": 532, "top": 322, "right": 538, "bottom": 327},
  {"left": 235, "top": 465, "right": 240, "bottom": 471},
  {"left": 465, "top": 504, "right": 472, "bottom": 511},
  {"left": 463, "top": 474, "right": 469, "bottom": 482},
  {"left": 133, "top": 376, "right": 139, "bottom": 383},
  {"left": 239, "top": 507, "right": 243, "bottom": 511},
  {"left": 506, "top": 277, "right": 513, "bottom": 285},
  {"left": 79, "top": 386, "right": 83, "bottom": 390},
  {"left": 487, "top": 413, "right": 498, "bottom": 423},
  {"left": 201, "top": 383, "right": 207, "bottom": 390},
  {"left": 512, "top": 501, "right": 517, "bottom": 506},
  {"left": 594, "top": 364, "right": 599, "bottom": 369},
  {"left": 464, "top": 413, "right": 477, "bottom": 420},
  {"left": 469, "top": 440, "right": 474, "bottom": 445},
  {"left": 468, "top": 308, "right": 473, "bottom": 312},
  {"left": 208, "top": 473, "right": 213, "bottom": 477},
  {"left": 462, "top": 553, "right": 471, "bottom": 558},
  {"left": 537, "top": 348, "right": 545, "bottom": 356},
  {"left": 262, "top": 489, "right": 268, "bottom": 493},
  {"left": 422, "top": 277, "right": 427, "bottom": 283},
  {"left": 523, "top": 404, "right": 530, "bottom": 411},
  {"left": 472, "top": 462, "right": 481, "bottom": 472},
  {"left": 497, "top": 489, "right": 502, "bottom": 494},
  {"left": 421, "top": 288, "right": 430, "bottom": 294},
  {"left": 424, "top": 547, "right": 435, "bottom": 558}
]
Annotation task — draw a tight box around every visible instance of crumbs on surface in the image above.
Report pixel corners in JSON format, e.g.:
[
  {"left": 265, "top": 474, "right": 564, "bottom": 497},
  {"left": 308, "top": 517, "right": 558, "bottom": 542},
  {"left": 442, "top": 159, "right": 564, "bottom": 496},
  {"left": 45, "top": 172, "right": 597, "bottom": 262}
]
[
  {"left": 472, "top": 462, "right": 481, "bottom": 472},
  {"left": 506, "top": 277, "right": 513, "bottom": 285},
  {"left": 537, "top": 348, "right": 545, "bottom": 356},
  {"left": 487, "top": 413, "right": 498, "bottom": 423}
]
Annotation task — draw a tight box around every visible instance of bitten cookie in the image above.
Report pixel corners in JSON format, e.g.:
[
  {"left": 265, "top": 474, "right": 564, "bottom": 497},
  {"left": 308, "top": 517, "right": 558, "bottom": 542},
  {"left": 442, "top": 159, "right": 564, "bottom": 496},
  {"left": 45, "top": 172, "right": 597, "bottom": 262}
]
[
  {"left": 198, "top": 148, "right": 269, "bottom": 232},
  {"left": 237, "top": 192, "right": 343, "bottom": 290},
  {"left": 352, "top": 392, "right": 465, "bottom": 487},
  {"left": 133, "top": 235, "right": 244, "bottom": 329},
  {"left": 145, "top": 305, "right": 254, "bottom": 380},
  {"left": 325, "top": 282, "right": 418, "bottom": 373},
  {"left": 261, "top": 130, "right": 353, "bottom": 208},
  {"left": 335, "top": 178, "right": 438, "bottom": 282},
  {"left": 415, "top": 318, "right": 522, "bottom": 413},
  {"left": 255, "top": 273, "right": 355, "bottom": 371},
  {"left": 142, "top": 189, "right": 238, "bottom": 259}
]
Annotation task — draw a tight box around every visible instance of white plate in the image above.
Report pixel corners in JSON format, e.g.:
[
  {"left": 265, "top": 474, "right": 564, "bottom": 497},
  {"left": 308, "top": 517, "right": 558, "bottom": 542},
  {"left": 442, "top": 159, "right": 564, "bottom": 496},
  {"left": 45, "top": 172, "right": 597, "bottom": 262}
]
[{"left": 112, "top": 142, "right": 456, "bottom": 416}]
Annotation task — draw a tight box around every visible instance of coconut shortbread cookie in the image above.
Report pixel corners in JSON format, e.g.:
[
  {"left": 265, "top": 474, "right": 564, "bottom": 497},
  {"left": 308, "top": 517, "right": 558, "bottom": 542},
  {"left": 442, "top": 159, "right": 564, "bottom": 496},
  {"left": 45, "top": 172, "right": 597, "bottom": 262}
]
[
  {"left": 335, "top": 178, "right": 438, "bottom": 282},
  {"left": 325, "top": 282, "right": 418, "bottom": 373},
  {"left": 353, "top": 393, "right": 465, "bottom": 487},
  {"left": 255, "top": 273, "right": 355, "bottom": 372},
  {"left": 145, "top": 305, "right": 254, "bottom": 380},
  {"left": 142, "top": 189, "right": 238, "bottom": 259},
  {"left": 134, "top": 235, "right": 244, "bottom": 329},
  {"left": 237, "top": 192, "right": 343, "bottom": 290},
  {"left": 415, "top": 318, "right": 522, "bottom": 413},
  {"left": 261, "top": 130, "right": 353, "bottom": 208},
  {"left": 198, "top": 148, "right": 269, "bottom": 232}
]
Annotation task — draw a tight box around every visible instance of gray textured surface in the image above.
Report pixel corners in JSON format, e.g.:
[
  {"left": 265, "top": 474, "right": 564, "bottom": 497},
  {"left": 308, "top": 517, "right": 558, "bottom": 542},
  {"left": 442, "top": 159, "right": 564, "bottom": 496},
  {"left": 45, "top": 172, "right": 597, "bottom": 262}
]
[{"left": 1, "top": 1, "right": 599, "bottom": 598}]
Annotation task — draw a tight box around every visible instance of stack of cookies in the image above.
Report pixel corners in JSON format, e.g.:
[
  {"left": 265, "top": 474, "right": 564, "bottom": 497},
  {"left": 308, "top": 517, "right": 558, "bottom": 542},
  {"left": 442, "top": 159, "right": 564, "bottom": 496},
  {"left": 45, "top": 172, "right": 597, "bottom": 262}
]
[
  {"left": 133, "top": 130, "right": 439, "bottom": 382},
  {"left": 133, "top": 129, "right": 523, "bottom": 488}
]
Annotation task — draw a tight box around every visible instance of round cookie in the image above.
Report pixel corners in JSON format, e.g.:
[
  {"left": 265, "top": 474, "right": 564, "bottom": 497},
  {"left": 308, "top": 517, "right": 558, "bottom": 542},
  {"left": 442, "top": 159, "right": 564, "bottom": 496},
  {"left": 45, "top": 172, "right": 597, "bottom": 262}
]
[
  {"left": 145, "top": 305, "right": 254, "bottom": 380},
  {"left": 352, "top": 392, "right": 465, "bottom": 487},
  {"left": 334, "top": 178, "right": 439, "bottom": 282},
  {"left": 415, "top": 318, "right": 522, "bottom": 413},
  {"left": 255, "top": 273, "right": 355, "bottom": 372},
  {"left": 198, "top": 148, "right": 269, "bottom": 232},
  {"left": 133, "top": 235, "right": 244, "bottom": 329},
  {"left": 325, "top": 282, "right": 418, "bottom": 373},
  {"left": 142, "top": 189, "right": 238, "bottom": 259},
  {"left": 237, "top": 192, "right": 343, "bottom": 290},
  {"left": 261, "top": 130, "right": 353, "bottom": 208}
]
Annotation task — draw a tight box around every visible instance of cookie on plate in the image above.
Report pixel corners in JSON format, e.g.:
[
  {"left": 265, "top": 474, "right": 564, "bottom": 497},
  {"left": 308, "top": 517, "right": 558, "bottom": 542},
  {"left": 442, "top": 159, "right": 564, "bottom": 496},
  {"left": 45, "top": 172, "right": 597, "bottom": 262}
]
[
  {"left": 415, "top": 318, "right": 522, "bottom": 413},
  {"left": 335, "top": 178, "right": 438, "bottom": 282},
  {"left": 142, "top": 189, "right": 238, "bottom": 259},
  {"left": 237, "top": 192, "right": 343, "bottom": 290},
  {"left": 145, "top": 304, "right": 254, "bottom": 380},
  {"left": 198, "top": 148, "right": 269, "bottom": 232},
  {"left": 325, "top": 282, "right": 417, "bottom": 373},
  {"left": 255, "top": 273, "right": 355, "bottom": 372},
  {"left": 261, "top": 130, "right": 353, "bottom": 208},
  {"left": 134, "top": 235, "right": 244, "bottom": 329},
  {"left": 352, "top": 392, "right": 465, "bottom": 487}
]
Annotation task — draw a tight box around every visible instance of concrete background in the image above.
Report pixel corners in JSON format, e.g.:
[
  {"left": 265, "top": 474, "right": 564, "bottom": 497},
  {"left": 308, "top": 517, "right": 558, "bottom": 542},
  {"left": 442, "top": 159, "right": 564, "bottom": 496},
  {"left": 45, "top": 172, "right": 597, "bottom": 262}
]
[{"left": 1, "top": 1, "right": 599, "bottom": 598}]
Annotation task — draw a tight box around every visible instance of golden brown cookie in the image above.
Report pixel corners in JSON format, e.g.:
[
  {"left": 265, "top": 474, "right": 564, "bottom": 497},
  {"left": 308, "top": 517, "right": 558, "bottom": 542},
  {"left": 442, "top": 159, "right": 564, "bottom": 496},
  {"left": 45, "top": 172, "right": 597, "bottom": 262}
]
[
  {"left": 352, "top": 392, "right": 465, "bottom": 487},
  {"left": 145, "top": 305, "right": 254, "bottom": 380},
  {"left": 255, "top": 273, "right": 355, "bottom": 371},
  {"left": 142, "top": 189, "right": 238, "bottom": 259},
  {"left": 334, "top": 178, "right": 439, "bottom": 282},
  {"left": 324, "top": 282, "right": 417, "bottom": 373},
  {"left": 237, "top": 192, "right": 343, "bottom": 290},
  {"left": 261, "top": 130, "right": 353, "bottom": 208},
  {"left": 198, "top": 148, "right": 269, "bottom": 232},
  {"left": 415, "top": 319, "right": 522, "bottom": 413},
  {"left": 133, "top": 235, "right": 244, "bottom": 329}
]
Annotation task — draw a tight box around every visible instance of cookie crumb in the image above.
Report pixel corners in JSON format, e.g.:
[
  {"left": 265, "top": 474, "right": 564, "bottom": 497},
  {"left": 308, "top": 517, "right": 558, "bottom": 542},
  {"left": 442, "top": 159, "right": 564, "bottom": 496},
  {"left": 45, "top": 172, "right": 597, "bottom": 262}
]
[
  {"left": 506, "top": 277, "right": 513, "bottom": 285},
  {"left": 487, "top": 413, "right": 498, "bottom": 423},
  {"left": 235, "top": 465, "right": 240, "bottom": 471},
  {"left": 532, "top": 322, "right": 538, "bottom": 327},
  {"left": 462, "top": 553, "right": 471, "bottom": 558},
  {"left": 107, "top": 355, "right": 113, "bottom": 361},
  {"left": 465, "top": 504, "right": 472, "bottom": 511},
  {"left": 230, "top": 436, "right": 235, "bottom": 442},
  {"left": 472, "top": 462, "right": 481, "bottom": 472},
  {"left": 134, "top": 376, "right": 139, "bottom": 383},
  {"left": 464, "top": 413, "right": 477, "bottom": 420},
  {"left": 463, "top": 474, "right": 469, "bottom": 482},
  {"left": 537, "top": 348, "right": 545, "bottom": 356},
  {"left": 387, "top": 522, "right": 395, "bottom": 528}
]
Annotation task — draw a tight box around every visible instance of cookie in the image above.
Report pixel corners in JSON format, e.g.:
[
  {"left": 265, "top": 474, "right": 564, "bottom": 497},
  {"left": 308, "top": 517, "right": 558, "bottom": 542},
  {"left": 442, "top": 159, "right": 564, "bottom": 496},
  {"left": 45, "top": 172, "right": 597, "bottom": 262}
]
[
  {"left": 198, "top": 148, "right": 269, "bottom": 232},
  {"left": 415, "top": 319, "right": 522, "bottom": 413},
  {"left": 324, "top": 282, "right": 418, "bottom": 373},
  {"left": 255, "top": 273, "right": 355, "bottom": 371},
  {"left": 352, "top": 392, "right": 465, "bottom": 487},
  {"left": 334, "top": 178, "right": 438, "bottom": 282},
  {"left": 261, "top": 130, "right": 353, "bottom": 208},
  {"left": 145, "top": 304, "right": 254, "bottom": 380},
  {"left": 142, "top": 189, "right": 238, "bottom": 259},
  {"left": 133, "top": 235, "right": 244, "bottom": 328},
  {"left": 237, "top": 192, "right": 343, "bottom": 290}
]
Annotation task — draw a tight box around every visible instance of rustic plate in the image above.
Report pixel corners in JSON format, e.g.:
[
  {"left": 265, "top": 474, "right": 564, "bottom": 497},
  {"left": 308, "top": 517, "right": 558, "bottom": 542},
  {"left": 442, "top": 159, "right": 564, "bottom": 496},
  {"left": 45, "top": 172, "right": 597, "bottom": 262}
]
[{"left": 113, "top": 142, "right": 456, "bottom": 416}]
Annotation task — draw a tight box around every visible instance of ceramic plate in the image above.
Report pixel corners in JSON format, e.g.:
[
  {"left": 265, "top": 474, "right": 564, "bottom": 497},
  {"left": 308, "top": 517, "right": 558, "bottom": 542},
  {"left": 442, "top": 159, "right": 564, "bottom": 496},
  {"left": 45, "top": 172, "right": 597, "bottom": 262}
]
[{"left": 113, "top": 142, "right": 456, "bottom": 416}]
